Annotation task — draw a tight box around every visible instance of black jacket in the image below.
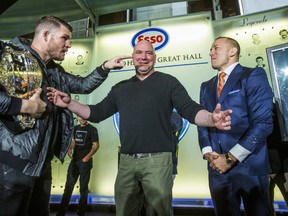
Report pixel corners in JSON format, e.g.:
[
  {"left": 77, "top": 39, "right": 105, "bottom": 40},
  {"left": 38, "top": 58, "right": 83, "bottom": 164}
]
[{"left": 0, "top": 37, "right": 108, "bottom": 176}]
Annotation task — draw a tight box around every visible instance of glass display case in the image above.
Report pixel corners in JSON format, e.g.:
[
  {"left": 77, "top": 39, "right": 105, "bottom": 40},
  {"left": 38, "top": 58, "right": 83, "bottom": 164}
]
[{"left": 266, "top": 43, "right": 288, "bottom": 141}]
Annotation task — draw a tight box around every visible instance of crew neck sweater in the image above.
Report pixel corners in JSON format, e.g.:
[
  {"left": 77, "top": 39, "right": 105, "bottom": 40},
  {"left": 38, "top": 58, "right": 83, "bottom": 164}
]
[{"left": 88, "top": 72, "right": 203, "bottom": 154}]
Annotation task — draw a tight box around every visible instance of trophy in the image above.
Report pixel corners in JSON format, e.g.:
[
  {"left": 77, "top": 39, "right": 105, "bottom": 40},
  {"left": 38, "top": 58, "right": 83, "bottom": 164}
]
[{"left": 0, "top": 42, "right": 42, "bottom": 133}]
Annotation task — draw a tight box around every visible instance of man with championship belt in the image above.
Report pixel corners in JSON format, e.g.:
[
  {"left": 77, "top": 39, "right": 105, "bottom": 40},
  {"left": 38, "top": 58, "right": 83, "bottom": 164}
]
[{"left": 0, "top": 16, "right": 128, "bottom": 216}]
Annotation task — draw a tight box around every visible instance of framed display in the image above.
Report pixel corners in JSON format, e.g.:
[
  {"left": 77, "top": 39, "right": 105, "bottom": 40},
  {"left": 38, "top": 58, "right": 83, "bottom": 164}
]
[{"left": 266, "top": 43, "right": 288, "bottom": 141}]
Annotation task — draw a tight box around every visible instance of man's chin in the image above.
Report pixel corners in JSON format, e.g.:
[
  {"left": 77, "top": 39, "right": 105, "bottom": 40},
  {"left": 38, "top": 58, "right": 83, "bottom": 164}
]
[
  {"left": 54, "top": 56, "right": 65, "bottom": 61},
  {"left": 137, "top": 69, "right": 153, "bottom": 75},
  {"left": 136, "top": 66, "right": 153, "bottom": 73}
]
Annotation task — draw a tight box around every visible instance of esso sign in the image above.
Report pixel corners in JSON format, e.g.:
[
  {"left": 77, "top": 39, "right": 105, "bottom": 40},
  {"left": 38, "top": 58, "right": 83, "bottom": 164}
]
[
  {"left": 131, "top": 28, "right": 169, "bottom": 51},
  {"left": 137, "top": 35, "right": 163, "bottom": 44}
]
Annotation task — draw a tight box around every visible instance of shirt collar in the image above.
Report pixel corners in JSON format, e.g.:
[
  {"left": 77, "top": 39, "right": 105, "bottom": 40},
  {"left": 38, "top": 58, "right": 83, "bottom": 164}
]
[{"left": 218, "top": 62, "right": 239, "bottom": 76}]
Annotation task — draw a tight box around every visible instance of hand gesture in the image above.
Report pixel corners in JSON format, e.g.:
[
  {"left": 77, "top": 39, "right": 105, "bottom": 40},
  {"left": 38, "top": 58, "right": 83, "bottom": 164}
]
[
  {"left": 47, "top": 87, "right": 91, "bottom": 119},
  {"left": 46, "top": 87, "right": 71, "bottom": 108},
  {"left": 103, "top": 55, "right": 132, "bottom": 70},
  {"left": 212, "top": 103, "right": 232, "bottom": 130}
]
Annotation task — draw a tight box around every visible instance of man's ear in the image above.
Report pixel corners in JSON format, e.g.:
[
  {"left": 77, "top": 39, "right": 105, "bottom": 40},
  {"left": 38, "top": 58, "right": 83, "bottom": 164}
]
[
  {"left": 230, "top": 47, "right": 238, "bottom": 57},
  {"left": 43, "top": 30, "right": 50, "bottom": 42}
]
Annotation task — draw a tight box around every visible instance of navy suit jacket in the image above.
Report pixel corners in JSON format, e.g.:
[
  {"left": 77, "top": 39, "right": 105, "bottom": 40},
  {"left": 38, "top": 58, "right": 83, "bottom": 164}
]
[{"left": 198, "top": 64, "right": 274, "bottom": 175}]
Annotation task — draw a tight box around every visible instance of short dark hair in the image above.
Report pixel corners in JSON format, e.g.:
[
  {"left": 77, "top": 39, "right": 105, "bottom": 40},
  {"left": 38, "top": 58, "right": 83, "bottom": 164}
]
[
  {"left": 35, "top": 16, "right": 73, "bottom": 35},
  {"left": 256, "top": 56, "right": 263, "bottom": 61},
  {"left": 215, "top": 36, "right": 241, "bottom": 55}
]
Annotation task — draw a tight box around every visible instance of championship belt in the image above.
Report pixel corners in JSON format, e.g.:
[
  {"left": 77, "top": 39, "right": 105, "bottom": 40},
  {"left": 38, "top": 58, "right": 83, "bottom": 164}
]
[{"left": 0, "top": 42, "right": 42, "bottom": 133}]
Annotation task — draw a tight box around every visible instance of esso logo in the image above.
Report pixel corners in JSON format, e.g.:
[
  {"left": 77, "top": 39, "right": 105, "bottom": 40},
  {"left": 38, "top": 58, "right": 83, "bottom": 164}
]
[{"left": 131, "top": 28, "right": 169, "bottom": 51}]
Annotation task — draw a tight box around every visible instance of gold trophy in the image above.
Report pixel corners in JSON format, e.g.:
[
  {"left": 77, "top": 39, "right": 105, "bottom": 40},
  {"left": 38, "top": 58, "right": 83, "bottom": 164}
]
[{"left": 0, "top": 43, "right": 42, "bottom": 133}]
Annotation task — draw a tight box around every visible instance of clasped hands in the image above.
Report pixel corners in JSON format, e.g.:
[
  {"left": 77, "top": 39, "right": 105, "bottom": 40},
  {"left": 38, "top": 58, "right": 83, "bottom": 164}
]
[{"left": 205, "top": 152, "right": 233, "bottom": 174}]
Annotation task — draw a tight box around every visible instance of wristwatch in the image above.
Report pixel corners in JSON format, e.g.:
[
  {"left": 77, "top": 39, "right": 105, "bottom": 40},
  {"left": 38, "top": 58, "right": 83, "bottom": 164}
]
[{"left": 225, "top": 153, "right": 234, "bottom": 166}]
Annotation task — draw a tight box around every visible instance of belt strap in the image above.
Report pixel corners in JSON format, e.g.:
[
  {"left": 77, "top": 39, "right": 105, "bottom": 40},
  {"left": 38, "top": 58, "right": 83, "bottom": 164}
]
[{"left": 127, "top": 152, "right": 162, "bottom": 158}]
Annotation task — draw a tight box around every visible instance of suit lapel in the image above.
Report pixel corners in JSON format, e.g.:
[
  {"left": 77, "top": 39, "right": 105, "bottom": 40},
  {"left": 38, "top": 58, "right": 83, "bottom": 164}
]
[
  {"left": 205, "top": 76, "right": 218, "bottom": 108},
  {"left": 218, "top": 64, "right": 243, "bottom": 102}
]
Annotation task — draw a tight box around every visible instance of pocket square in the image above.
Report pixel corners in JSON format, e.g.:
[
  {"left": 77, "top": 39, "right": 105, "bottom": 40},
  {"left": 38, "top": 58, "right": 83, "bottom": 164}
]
[{"left": 228, "top": 89, "right": 240, "bottom": 94}]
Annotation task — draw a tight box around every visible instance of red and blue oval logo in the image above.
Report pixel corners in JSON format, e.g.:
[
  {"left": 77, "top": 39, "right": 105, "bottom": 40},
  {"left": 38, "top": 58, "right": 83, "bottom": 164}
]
[
  {"left": 113, "top": 111, "right": 190, "bottom": 141},
  {"left": 131, "top": 28, "right": 169, "bottom": 51}
]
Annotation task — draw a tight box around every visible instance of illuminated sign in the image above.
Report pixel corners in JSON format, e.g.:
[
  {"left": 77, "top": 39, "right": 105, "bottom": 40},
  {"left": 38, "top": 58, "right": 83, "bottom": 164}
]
[{"left": 131, "top": 27, "right": 169, "bottom": 51}]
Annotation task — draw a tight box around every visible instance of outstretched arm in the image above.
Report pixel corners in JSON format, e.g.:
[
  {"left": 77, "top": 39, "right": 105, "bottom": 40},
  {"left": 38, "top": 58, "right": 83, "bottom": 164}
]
[
  {"left": 47, "top": 87, "right": 91, "bottom": 119},
  {"left": 195, "top": 103, "right": 232, "bottom": 130},
  {"left": 102, "top": 55, "right": 132, "bottom": 70}
]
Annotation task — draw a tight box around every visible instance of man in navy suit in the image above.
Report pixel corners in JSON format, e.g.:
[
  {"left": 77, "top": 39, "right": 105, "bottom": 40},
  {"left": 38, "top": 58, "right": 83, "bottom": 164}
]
[{"left": 198, "top": 36, "right": 274, "bottom": 216}]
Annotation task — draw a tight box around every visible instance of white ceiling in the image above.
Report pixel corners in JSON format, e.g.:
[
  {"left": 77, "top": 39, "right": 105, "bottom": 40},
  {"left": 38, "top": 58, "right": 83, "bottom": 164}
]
[{"left": 0, "top": 0, "right": 193, "bottom": 38}]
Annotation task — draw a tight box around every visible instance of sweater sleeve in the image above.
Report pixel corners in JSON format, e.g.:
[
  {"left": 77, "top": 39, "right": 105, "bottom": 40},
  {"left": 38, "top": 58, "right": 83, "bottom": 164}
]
[
  {"left": 88, "top": 87, "right": 118, "bottom": 123},
  {"left": 171, "top": 78, "right": 204, "bottom": 124}
]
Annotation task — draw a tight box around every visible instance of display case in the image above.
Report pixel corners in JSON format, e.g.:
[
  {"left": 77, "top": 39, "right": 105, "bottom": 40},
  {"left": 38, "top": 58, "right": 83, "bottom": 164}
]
[{"left": 266, "top": 43, "right": 288, "bottom": 141}]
